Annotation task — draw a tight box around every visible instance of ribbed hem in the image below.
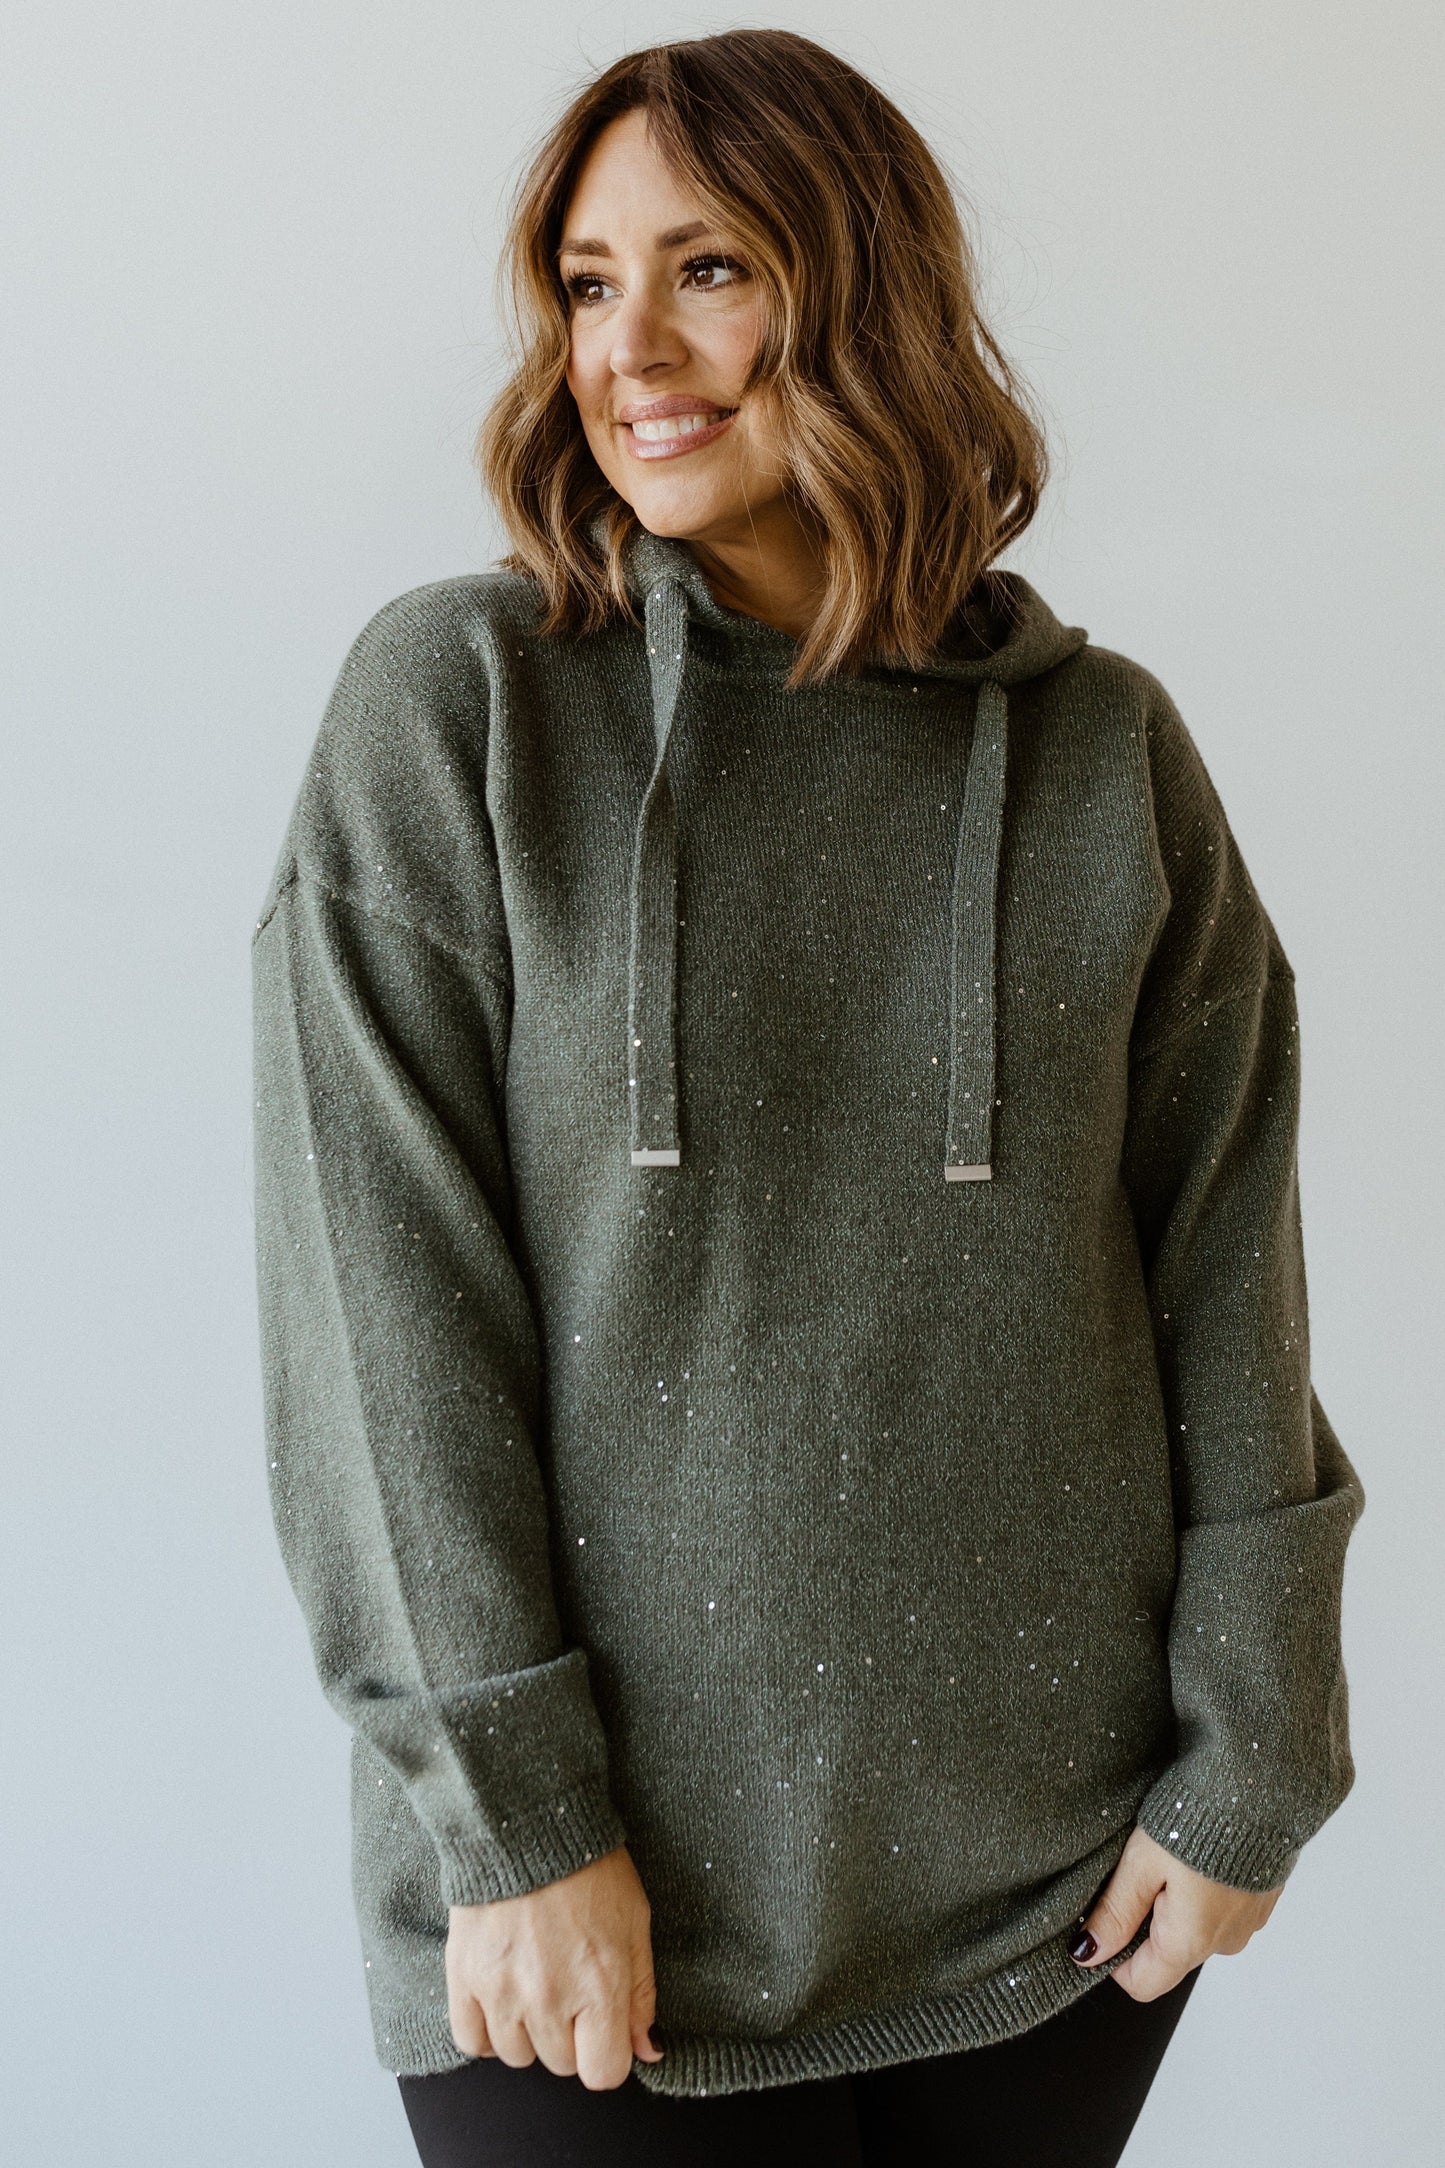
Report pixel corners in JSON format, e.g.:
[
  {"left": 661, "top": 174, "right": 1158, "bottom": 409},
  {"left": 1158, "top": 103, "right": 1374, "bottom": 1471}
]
[
  {"left": 1134, "top": 1781, "right": 1300, "bottom": 1891},
  {"left": 373, "top": 1917, "right": 1152, "bottom": 2097},
  {"left": 436, "top": 1776, "right": 628, "bottom": 1907}
]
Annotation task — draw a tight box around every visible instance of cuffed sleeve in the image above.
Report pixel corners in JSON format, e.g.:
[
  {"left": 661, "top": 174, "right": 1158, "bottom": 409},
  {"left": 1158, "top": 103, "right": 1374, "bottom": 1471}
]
[
  {"left": 1119, "top": 689, "right": 1365, "bottom": 1889},
  {"left": 251, "top": 609, "right": 627, "bottom": 1906}
]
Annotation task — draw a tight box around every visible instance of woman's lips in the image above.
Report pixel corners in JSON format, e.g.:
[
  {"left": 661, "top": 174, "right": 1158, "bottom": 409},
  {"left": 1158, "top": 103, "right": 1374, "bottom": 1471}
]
[{"left": 619, "top": 407, "right": 738, "bottom": 461}]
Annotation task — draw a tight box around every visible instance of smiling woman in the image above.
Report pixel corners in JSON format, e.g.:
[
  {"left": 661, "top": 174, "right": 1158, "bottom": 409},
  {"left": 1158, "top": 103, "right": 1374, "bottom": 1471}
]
[
  {"left": 251, "top": 26, "right": 1363, "bottom": 2168},
  {"left": 557, "top": 119, "right": 810, "bottom": 630},
  {"left": 478, "top": 34, "right": 1047, "bottom": 678}
]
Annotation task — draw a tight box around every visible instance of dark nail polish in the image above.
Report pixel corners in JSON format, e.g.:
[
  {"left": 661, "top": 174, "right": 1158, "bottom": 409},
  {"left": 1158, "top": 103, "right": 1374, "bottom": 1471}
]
[{"left": 1067, "top": 1926, "right": 1098, "bottom": 1963}]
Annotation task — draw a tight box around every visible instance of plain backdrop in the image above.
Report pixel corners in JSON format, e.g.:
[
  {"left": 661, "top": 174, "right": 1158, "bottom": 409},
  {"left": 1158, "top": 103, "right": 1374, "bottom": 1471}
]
[{"left": 3, "top": 4, "right": 1441, "bottom": 2161}]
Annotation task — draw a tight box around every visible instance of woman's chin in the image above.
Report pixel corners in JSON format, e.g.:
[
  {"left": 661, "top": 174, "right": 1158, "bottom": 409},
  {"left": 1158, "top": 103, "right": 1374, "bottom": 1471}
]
[
  {"left": 624, "top": 500, "right": 723, "bottom": 544},
  {"left": 618, "top": 483, "right": 770, "bottom": 549}
]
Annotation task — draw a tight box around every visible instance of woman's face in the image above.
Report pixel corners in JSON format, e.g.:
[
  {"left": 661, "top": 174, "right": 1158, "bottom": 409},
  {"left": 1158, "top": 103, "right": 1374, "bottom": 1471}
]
[{"left": 560, "top": 108, "right": 789, "bottom": 550}]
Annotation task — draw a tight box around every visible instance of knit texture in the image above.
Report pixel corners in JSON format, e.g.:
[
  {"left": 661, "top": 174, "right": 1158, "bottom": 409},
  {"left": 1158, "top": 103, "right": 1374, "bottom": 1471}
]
[{"left": 251, "top": 531, "right": 1364, "bottom": 2096}]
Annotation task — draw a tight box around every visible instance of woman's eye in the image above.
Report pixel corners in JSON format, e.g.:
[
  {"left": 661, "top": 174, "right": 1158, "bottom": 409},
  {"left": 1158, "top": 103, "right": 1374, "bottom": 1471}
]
[
  {"left": 681, "top": 254, "right": 746, "bottom": 291},
  {"left": 564, "top": 272, "right": 612, "bottom": 307}
]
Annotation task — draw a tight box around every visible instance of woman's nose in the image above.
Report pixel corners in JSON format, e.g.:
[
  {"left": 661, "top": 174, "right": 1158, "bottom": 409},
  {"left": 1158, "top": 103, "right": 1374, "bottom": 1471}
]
[{"left": 607, "top": 288, "right": 689, "bottom": 381}]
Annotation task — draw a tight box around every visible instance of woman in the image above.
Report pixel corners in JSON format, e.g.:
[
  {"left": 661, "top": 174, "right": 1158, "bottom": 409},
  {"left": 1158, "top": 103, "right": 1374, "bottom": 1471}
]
[{"left": 252, "top": 29, "right": 1364, "bottom": 2166}]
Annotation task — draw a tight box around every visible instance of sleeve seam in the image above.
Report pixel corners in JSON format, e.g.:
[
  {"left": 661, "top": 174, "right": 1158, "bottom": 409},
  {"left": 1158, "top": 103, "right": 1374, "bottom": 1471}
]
[{"left": 253, "top": 862, "right": 514, "bottom": 1000}]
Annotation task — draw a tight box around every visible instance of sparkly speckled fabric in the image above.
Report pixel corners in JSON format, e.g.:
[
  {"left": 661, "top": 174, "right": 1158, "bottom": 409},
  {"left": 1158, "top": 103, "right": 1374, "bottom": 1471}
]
[{"left": 251, "top": 531, "right": 1363, "bottom": 2097}]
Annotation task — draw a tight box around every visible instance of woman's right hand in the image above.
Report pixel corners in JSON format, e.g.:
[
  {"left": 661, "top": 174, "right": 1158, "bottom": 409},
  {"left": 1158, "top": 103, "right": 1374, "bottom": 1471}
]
[{"left": 444, "top": 1844, "right": 665, "bottom": 2090}]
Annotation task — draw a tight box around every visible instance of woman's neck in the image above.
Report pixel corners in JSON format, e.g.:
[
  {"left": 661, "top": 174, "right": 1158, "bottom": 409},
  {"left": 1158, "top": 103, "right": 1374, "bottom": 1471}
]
[{"left": 683, "top": 507, "right": 826, "bottom": 640}]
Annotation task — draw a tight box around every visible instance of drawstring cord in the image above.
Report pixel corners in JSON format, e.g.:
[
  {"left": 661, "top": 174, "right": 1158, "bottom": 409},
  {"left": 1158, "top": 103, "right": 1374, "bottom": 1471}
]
[
  {"left": 629, "top": 579, "right": 1008, "bottom": 1185},
  {"left": 628, "top": 579, "right": 688, "bottom": 1166},
  {"left": 944, "top": 678, "right": 1008, "bottom": 1182}
]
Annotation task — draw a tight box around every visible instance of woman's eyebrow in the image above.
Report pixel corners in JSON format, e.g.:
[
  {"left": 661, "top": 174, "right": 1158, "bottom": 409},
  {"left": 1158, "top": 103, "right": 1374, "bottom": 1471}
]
[{"left": 555, "top": 220, "right": 716, "bottom": 261}]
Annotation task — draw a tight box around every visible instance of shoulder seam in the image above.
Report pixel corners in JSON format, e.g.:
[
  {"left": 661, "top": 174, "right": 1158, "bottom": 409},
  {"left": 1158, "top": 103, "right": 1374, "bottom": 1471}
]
[
  {"left": 251, "top": 865, "right": 513, "bottom": 998},
  {"left": 252, "top": 865, "right": 298, "bottom": 943},
  {"left": 1129, "top": 963, "right": 1296, "bottom": 1068}
]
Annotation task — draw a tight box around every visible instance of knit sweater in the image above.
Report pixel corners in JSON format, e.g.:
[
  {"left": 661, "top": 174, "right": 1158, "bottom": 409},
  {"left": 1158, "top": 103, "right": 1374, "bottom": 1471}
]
[{"left": 251, "top": 525, "right": 1364, "bottom": 2098}]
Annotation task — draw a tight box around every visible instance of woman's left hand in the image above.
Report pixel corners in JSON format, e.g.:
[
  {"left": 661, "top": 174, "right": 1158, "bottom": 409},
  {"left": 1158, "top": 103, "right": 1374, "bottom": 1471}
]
[{"left": 1067, "top": 1826, "right": 1285, "bottom": 2000}]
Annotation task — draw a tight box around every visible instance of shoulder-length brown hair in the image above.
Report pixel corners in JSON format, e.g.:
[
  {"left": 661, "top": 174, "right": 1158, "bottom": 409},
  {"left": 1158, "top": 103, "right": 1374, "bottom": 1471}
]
[{"left": 478, "top": 28, "right": 1049, "bottom": 686}]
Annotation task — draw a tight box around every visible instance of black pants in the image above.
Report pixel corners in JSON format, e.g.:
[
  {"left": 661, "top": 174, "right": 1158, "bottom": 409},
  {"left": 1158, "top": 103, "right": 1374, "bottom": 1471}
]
[{"left": 399, "top": 1966, "right": 1200, "bottom": 2167}]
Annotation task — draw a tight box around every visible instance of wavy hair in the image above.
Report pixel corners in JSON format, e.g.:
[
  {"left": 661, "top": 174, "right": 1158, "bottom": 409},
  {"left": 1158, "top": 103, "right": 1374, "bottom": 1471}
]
[{"left": 477, "top": 28, "right": 1049, "bottom": 685}]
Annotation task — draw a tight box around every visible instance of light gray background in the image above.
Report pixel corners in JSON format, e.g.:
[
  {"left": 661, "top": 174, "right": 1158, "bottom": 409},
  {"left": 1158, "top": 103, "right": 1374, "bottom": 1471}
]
[{"left": 4, "top": 3, "right": 1440, "bottom": 2160}]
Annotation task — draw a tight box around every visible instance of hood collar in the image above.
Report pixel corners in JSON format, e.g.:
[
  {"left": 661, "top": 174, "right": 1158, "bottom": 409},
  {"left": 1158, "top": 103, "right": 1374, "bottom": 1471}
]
[
  {"left": 614, "top": 521, "right": 1086, "bottom": 689},
  {"left": 608, "top": 519, "right": 1089, "bottom": 1185}
]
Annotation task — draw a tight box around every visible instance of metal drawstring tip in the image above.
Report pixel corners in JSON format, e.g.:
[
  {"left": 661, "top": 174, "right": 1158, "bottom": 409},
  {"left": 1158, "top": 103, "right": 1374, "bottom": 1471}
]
[
  {"left": 945, "top": 1162, "right": 992, "bottom": 1181},
  {"left": 632, "top": 1148, "right": 681, "bottom": 1167}
]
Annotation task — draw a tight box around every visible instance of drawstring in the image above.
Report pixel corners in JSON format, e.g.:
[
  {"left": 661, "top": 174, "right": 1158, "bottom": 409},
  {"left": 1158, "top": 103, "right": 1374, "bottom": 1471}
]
[
  {"left": 627, "top": 578, "right": 689, "bottom": 1166},
  {"left": 944, "top": 678, "right": 1008, "bottom": 1182},
  {"left": 628, "top": 581, "right": 1008, "bottom": 1186}
]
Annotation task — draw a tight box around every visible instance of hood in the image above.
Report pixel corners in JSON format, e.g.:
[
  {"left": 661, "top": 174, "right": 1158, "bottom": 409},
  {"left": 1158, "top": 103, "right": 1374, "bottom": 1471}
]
[{"left": 609, "top": 521, "right": 1089, "bottom": 1184}]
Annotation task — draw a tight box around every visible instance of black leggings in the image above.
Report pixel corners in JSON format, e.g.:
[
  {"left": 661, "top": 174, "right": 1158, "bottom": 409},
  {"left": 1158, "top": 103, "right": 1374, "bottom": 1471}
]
[{"left": 399, "top": 1966, "right": 1200, "bottom": 2167}]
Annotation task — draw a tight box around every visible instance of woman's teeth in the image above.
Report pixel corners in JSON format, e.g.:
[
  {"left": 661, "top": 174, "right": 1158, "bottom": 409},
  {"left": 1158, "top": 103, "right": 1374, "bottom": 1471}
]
[{"left": 630, "top": 411, "right": 729, "bottom": 441}]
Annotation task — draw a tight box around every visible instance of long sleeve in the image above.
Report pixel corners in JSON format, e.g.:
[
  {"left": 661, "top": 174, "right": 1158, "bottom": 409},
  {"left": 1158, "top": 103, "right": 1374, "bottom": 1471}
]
[
  {"left": 251, "top": 592, "right": 627, "bottom": 1908},
  {"left": 1119, "top": 683, "right": 1365, "bottom": 1891}
]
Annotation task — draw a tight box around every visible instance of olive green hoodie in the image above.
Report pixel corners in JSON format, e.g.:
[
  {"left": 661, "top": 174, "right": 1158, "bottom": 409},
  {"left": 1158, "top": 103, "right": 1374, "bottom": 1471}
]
[{"left": 251, "top": 527, "right": 1363, "bottom": 2096}]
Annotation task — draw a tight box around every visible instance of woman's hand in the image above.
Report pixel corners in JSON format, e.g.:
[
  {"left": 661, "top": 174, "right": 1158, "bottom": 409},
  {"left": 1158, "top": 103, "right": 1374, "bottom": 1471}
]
[
  {"left": 1068, "top": 1826, "right": 1285, "bottom": 2000},
  {"left": 445, "top": 1844, "right": 664, "bottom": 2089}
]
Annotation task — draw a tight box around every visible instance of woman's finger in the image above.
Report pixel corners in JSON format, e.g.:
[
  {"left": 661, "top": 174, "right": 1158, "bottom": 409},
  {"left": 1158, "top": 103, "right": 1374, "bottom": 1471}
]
[
  {"left": 484, "top": 2010, "right": 540, "bottom": 2070},
  {"left": 1112, "top": 1871, "right": 1212, "bottom": 2000},
  {"left": 1069, "top": 1829, "right": 1166, "bottom": 1968},
  {"left": 630, "top": 1943, "right": 664, "bottom": 2064},
  {"left": 1109, "top": 1923, "right": 1197, "bottom": 2003},
  {"left": 446, "top": 1989, "right": 494, "bottom": 2060}
]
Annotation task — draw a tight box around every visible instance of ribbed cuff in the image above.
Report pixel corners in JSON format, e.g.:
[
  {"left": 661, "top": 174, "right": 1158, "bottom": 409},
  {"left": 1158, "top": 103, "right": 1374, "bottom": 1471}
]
[
  {"left": 1135, "top": 1779, "right": 1300, "bottom": 1891},
  {"left": 436, "top": 1774, "right": 628, "bottom": 1907}
]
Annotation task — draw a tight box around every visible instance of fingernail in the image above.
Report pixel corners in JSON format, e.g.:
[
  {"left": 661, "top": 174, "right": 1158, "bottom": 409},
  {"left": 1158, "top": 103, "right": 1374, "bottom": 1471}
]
[{"left": 1067, "top": 1926, "right": 1098, "bottom": 1963}]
